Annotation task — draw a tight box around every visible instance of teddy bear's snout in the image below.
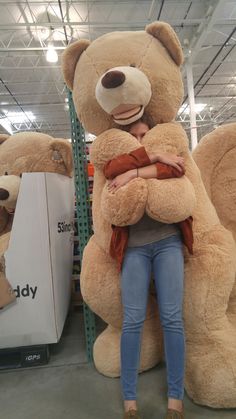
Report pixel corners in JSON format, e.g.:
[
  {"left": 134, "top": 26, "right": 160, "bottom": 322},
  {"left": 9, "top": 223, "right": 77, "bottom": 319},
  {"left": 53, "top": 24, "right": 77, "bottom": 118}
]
[
  {"left": 0, "top": 188, "right": 9, "bottom": 200},
  {"left": 101, "top": 70, "right": 125, "bottom": 89}
]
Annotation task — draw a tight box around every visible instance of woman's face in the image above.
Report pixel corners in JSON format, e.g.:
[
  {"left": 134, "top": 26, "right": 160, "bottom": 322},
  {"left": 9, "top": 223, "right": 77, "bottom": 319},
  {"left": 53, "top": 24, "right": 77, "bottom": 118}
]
[{"left": 129, "top": 121, "right": 149, "bottom": 143}]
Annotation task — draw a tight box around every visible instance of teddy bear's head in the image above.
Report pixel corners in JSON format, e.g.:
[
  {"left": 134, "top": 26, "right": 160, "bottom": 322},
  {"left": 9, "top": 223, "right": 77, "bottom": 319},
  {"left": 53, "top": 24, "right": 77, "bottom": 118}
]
[
  {"left": 62, "top": 21, "right": 184, "bottom": 136},
  {"left": 0, "top": 132, "right": 73, "bottom": 213}
]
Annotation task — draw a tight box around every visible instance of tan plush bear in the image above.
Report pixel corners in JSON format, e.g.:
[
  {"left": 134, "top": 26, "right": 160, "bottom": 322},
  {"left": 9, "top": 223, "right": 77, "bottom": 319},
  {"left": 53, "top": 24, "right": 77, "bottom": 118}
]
[
  {"left": 193, "top": 123, "right": 236, "bottom": 242},
  {"left": 193, "top": 122, "right": 236, "bottom": 331},
  {"left": 0, "top": 132, "right": 73, "bottom": 309},
  {"left": 62, "top": 22, "right": 236, "bottom": 407}
]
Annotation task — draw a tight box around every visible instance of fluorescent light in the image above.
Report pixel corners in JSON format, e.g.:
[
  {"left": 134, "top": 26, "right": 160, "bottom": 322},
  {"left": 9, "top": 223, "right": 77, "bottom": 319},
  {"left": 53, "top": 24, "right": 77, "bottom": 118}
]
[
  {"left": 0, "top": 118, "right": 13, "bottom": 134},
  {"left": 85, "top": 132, "right": 96, "bottom": 142},
  {"left": 194, "top": 103, "right": 207, "bottom": 113},
  {"left": 178, "top": 104, "right": 206, "bottom": 115},
  {"left": 1, "top": 110, "right": 36, "bottom": 124},
  {"left": 46, "top": 44, "right": 58, "bottom": 63}
]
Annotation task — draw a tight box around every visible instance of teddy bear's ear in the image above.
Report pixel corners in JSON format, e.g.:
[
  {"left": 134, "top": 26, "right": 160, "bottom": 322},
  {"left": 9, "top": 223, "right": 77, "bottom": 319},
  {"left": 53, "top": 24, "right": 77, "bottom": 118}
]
[
  {"left": 51, "top": 139, "right": 73, "bottom": 177},
  {"left": 62, "top": 39, "right": 91, "bottom": 91},
  {"left": 0, "top": 134, "right": 9, "bottom": 144},
  {"left": 146, "top": 21, "right": 184, "bottom": 66}
]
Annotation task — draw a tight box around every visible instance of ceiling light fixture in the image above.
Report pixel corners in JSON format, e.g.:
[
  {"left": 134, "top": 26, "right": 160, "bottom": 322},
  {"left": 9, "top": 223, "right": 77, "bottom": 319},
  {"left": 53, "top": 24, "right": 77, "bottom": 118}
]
[
  {"left": 178, "top": 104, "right": 206, "bottom": 115},
  {"left": 1, "top": 110, "right": 36, "bottom": 124},
  {"left": 0, "top": 118, "right": 13, "bottom": 135},
  {"left": 46, "top": 44, "right": 58, "bottom": 63}
]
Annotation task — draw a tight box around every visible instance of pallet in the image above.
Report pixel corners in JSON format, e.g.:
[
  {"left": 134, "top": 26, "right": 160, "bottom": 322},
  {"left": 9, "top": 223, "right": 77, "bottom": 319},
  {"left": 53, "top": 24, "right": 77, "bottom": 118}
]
[{"left": 0, "top": 344, "right": 50, "bottom": 370}]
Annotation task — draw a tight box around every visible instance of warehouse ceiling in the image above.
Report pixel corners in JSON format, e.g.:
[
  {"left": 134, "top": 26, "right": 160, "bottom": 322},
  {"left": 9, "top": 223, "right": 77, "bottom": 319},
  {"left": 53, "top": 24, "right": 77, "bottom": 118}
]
[{"left": 0, "top": 0, "right": 235, "bottom": 141}]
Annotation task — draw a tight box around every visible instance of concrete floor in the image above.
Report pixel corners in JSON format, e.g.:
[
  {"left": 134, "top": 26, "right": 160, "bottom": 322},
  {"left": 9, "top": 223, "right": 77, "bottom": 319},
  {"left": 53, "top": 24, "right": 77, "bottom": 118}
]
[{"left": 0, "top": 311, "right": 236, "bottom": 419}]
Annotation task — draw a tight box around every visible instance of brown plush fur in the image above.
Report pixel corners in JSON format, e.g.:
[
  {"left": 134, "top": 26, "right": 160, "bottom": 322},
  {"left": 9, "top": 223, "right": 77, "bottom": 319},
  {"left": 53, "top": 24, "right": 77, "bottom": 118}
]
[
  {"left": 62, "top": 22, "right": 236, "bottom": 407},
  {"left": 0, "top": 132, "right": 73, "bottom": 309}
]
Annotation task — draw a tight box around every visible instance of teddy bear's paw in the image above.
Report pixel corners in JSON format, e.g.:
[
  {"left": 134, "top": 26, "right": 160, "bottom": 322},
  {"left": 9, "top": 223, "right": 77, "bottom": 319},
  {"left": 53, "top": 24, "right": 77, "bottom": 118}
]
[
  {"left": 145, "top": 177, "right": 196, "bottom": 223},
  {"left": 80, "top": 235, "right": 123, "bottom": 328},
  {"left": 90, "top": 129, "right": 140, "bottom": 168},
  {"left": 142, "top": 122, "right": 189, "bottom": 155},
  {"left": 94, "top": 317, "right": 164, "bottom": 378},
  {"left": 101, "top": 178, "right": 148, "bottom": 226},
  {"left": 0, "top": 272, "right": 16, "bottom": 308},
  {"left": 185, "top": 336, "right": 236, "bottom": 408}
]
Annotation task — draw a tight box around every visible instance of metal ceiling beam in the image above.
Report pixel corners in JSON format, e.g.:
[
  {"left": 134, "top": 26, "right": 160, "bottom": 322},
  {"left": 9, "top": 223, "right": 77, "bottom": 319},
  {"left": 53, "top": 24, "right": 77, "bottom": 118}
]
[
  {"left": 0, "top": 66, "right": 62, "bottom": 70},
  {"left": 184, "top": 0, "right": 228, "bottom": 61},
  {"left": 0, "top": 0, "right": 203, "bottom": 3},
  {"left": 0, "top": 20, "right": 198, "bottom": 28},
  {"left": 157, "top": 0, "right": 165, "bottom": 20},
  {"left": 0, "top": 18, "right": 236, "bottom": 29},
  {"left": 148, "top": 0, "right": 157, "bottom": 20},
  {"left": 0, "top": 47, "right": 65, "bottom": 51},
  {"left": 180, "top": 0, "right": 232, "bottom": 118},
  {"left": 193, "top": 34, "right": 236, "bottom": 95}
]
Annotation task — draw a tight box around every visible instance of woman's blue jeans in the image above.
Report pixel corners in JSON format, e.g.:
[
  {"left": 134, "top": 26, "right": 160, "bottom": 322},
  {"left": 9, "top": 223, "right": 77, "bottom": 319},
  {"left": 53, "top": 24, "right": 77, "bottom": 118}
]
[{"left": 120, "top": 235, "right": 185, "bottom": 401}]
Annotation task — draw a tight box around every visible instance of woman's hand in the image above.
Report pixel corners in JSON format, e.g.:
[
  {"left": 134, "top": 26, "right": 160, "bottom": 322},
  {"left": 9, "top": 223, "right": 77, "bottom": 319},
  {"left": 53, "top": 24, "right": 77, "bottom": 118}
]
[
  {"left": 107, "top": 169, "right": 136, "bottom": 193},
  {"left": 148, "top": 151, "right": 184, "bottom": 172}
]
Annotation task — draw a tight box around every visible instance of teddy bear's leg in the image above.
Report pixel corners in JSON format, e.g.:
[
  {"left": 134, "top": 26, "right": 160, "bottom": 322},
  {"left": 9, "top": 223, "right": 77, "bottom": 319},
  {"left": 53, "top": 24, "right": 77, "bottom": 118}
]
[
  {"left": 93, "top": 316, "right": 164, "bottom": 378},
  {"left": 81, "top": 236, "right": 159, "bottom": 326},
  {"left": 80, "top": 235, "right": 123, "bottom": 327},
  {"left": 183, "top": 228, "right": 236, "bottom": 408}
]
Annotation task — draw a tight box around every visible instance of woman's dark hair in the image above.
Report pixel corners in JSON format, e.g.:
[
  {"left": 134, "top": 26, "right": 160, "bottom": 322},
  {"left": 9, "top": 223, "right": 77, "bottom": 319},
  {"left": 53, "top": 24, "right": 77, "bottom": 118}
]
[{"left": 120, "top": 113, "right": 154, "bottom": 132}]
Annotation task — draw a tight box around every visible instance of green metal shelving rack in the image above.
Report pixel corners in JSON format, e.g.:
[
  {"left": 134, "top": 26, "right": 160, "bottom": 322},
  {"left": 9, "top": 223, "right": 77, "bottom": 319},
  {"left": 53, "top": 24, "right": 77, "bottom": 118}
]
[{"left": 68, "top": 90, "right": 96, "bottom": 362}]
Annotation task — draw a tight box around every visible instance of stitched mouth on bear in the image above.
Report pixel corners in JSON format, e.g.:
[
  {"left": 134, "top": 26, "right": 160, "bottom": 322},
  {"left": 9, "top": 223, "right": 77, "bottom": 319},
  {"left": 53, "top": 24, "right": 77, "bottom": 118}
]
[{"left": 112, "top": 105, "right": 142, "bottom": 121}]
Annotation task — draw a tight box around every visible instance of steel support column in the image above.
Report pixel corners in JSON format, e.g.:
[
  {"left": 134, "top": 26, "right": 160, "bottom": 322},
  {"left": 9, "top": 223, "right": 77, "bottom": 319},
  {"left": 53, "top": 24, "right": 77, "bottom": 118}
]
[
  {"left": 68, "top": 89, "right": 96, "bottom": 362},
  {"left": 185, "top": 58, "right": 198, "bottom": 150}
]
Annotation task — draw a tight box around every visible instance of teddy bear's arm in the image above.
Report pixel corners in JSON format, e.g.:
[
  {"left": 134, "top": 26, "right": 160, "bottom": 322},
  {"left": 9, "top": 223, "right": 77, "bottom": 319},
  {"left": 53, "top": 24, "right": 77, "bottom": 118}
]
[
  {"left": 101, "top": 178, "right": 148, "bottom": 226},
  {"left": 101, "top": 151, "right": 186, "bottom": 226},
  {"left": 90, "top": 128, "right": 141, "bottom": 168},
  {"left": 101, "top": 145, "right": 188, "bottom": 226},
  {"left": 146, "top": 175, "right": 197, "bottom": 223},
  {"left": 91, "top": 129, "right": 149, "bottom": 226}
]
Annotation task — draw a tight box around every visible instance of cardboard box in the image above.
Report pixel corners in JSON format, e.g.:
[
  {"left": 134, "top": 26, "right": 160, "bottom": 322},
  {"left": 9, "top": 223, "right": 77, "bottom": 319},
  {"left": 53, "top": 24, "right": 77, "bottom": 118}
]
[{"left": 0, "top": 173, "right": 74, "bottom": 349}]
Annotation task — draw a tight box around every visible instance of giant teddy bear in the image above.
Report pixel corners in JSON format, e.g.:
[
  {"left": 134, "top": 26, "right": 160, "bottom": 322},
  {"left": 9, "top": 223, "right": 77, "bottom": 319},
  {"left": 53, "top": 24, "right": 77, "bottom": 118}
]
[
  {"left": 193, "top": 122, "right": 236, "bottom": 335},
  {"left": 0, "top": 131, "right": 73, "bottom": 309},
  {"left": 62, "top": 22, "right": 236, "bottom": 407}
]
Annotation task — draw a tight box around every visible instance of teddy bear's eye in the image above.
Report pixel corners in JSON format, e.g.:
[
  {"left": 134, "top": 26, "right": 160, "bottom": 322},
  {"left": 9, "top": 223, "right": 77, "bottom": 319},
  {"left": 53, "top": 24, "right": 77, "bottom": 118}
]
[
  {"left": 19, "top": 173, "right": 22, "bottom": 178},
  {"left": 4, "top": 171, "right": 8, "bottom": 175},
  {"left": 130, "top": 64, "right": 136, "bottom": 67}
]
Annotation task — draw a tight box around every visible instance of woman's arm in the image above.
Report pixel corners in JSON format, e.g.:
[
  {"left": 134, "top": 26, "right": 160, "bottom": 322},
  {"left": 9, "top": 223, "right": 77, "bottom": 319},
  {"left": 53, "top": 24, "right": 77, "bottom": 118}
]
[
  {"left": 104, "top": 147, "right": 184, "bottom": 180},
  {"left": 108, "top": 162, "right": 185, "bottom": 193}
]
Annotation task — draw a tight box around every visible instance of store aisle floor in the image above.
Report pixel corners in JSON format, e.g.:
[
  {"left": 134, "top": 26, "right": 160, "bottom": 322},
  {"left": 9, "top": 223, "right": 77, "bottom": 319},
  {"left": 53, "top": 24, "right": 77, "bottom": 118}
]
[{"left": 0, "top": 311, "right": 236, "bottom": 419}]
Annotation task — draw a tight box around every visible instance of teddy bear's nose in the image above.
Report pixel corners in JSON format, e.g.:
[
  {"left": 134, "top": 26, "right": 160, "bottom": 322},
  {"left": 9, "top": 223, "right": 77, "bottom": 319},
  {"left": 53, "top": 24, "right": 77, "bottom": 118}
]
[
  {"left": 101, "top": 70, "right": 126, "bottom": 89},
  {"left": 0, "top": 188, "right": 9, "bottom": 200}
]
